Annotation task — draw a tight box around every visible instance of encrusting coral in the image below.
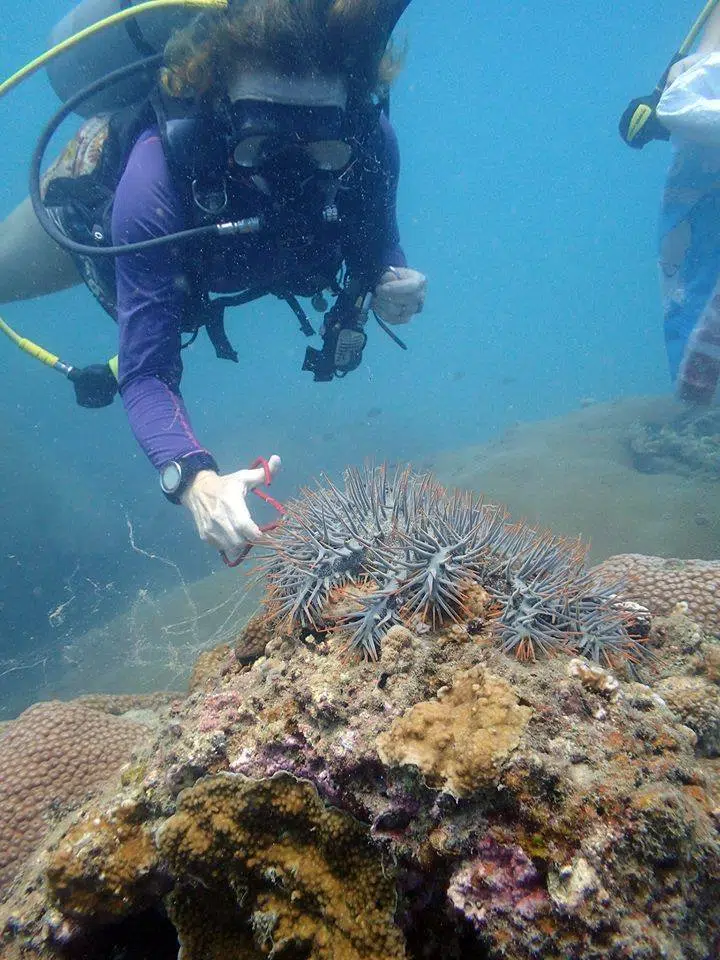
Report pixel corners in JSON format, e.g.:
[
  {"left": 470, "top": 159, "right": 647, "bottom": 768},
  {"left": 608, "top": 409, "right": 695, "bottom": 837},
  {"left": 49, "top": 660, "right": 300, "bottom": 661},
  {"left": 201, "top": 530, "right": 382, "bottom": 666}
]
[
  {"left": 45, "top": 799, "right": 166, "bottom": 922},
  {"left": 1, "top": 473, "right": 719, "bottom": 960},
  {"left": 376, "top": 665, "right": 532, "bottom": 797},
  {"left": 156, "top": 772, "right": 405, "bottom": 960},
  {"left": 233, "top": 612, "right": 275, "bottom": 665},
  {"left": 655, "top": 674, "right": 720, "bottom": 757}
]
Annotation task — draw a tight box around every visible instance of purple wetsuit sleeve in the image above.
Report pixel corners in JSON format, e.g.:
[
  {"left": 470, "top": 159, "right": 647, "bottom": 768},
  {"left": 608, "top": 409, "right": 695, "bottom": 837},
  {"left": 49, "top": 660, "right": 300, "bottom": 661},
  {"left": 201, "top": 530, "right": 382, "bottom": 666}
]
[{"left": 112, "top": 132, "right": 211, "bottom": 470}]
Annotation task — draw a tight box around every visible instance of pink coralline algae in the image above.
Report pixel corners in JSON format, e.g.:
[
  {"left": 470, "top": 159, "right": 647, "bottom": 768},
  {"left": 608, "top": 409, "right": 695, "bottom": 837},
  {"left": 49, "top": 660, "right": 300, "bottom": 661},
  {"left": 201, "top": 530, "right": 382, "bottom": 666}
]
[
  {"left": 195, "top": 691, "right": 244, "bottom": 733},
  {"left": 448, "top": 838, "right": 550, "bottom": 931}
]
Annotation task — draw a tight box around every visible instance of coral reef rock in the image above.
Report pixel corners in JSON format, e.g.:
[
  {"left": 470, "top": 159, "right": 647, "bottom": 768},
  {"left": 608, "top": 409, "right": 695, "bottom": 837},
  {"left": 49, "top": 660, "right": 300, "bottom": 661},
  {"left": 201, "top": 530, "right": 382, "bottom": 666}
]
[
  {"left": 1, "top": 477, "right": 719, "bottom": 960},
  {"left": 447, "top": 837, "right": 551, "bottom": 936},
  {"left": 1, "top": 613, "right": 718, "bottom": 960},
  {"left": 627, "top": 406, "right": 720, "bottom": 479}
]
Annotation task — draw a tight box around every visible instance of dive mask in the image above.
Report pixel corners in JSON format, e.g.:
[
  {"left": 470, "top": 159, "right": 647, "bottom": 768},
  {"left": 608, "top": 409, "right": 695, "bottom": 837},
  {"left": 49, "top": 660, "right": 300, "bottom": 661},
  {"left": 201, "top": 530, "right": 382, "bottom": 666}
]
[{"left": 229, "top": 99, "right": 353, "bottom": 172}]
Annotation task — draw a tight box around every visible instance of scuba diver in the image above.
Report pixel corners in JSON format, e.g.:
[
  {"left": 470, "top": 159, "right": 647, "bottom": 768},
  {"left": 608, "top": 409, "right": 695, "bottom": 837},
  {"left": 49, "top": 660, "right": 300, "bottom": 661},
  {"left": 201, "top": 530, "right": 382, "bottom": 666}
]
[
  {"left": 655, "top": 1, "right": 720, "bottom": 405},
  {"left": 620, "top": 0, "right": 720, "bottom": 404},
  {"left": 0, "top": 0, "right": 426, "bottom": 563}
]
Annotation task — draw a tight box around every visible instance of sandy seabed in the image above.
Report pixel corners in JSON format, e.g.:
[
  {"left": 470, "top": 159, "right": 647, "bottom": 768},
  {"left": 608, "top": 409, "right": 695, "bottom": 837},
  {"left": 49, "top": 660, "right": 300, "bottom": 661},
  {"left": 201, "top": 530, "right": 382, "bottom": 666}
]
[{"left": 429, "top": 394, "right": 720, "bottom": 564}]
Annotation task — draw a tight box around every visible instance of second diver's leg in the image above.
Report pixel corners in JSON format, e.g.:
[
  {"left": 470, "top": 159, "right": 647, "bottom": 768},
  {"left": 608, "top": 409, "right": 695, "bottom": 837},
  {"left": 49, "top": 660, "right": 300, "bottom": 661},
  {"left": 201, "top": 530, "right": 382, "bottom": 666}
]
[
  {"left": 677, "top": 277, "right": 720, "bottom": 404},
  {"left": 660, "top": 190, "right": 720, "bottom": 390},
  {"left": 0, "top": 196, "right": 81, "bottom": 303},
  {"left": 659, "top": 218, "right": 693, "bottom": 381}
]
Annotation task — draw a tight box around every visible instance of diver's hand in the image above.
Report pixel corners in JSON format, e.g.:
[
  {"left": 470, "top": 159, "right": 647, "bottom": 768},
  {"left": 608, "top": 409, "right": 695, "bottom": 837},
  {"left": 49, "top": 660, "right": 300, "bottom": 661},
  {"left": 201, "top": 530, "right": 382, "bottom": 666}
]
[
  {"left": 181, "top": 455, "right": 281, "bottom": 560},
  {"left": 371, "top": 267, "right": 427, "bottom": 325}
]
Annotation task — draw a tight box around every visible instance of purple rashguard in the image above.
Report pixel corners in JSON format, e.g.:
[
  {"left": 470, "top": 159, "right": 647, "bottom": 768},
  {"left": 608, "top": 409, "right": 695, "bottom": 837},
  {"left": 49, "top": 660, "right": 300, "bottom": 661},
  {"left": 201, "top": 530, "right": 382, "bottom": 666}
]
[{"left": 111, "top": 115, "right": 406, "bottom": 472}]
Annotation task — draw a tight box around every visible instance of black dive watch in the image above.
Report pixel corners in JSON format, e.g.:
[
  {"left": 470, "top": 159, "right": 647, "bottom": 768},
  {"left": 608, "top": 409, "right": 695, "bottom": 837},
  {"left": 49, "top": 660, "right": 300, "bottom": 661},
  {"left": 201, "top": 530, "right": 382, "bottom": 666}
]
[{"left": 160, "top": 452, "right": 219, "bottom": 504}]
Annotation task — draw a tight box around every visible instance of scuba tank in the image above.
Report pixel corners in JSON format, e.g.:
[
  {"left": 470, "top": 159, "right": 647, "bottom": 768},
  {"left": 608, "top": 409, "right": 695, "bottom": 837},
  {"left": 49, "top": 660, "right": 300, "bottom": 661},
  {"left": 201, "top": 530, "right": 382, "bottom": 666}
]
[{"left": 46, "top": 0, "right": 199, "bottom": 116}]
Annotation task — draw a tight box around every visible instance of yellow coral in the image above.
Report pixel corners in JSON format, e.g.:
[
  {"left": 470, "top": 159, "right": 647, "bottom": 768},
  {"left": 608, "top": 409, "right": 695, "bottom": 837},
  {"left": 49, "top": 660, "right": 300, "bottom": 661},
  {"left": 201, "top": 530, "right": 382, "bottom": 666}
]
[
  {"left": 156, "top": 773, "right": 406, "bottom": 960},
  {"left": 46, "top": 801, "right": 162, "bottom": 921},
  {"left": 376, "top": 666, "right": 532, "bottom": 798}
]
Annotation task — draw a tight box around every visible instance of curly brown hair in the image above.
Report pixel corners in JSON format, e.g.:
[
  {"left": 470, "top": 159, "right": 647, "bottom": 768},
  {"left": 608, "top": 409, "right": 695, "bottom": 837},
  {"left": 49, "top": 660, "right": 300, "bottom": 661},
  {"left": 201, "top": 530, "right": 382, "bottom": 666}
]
[{"left": 161, "top": 0, "right": 405, "bottom": 100}]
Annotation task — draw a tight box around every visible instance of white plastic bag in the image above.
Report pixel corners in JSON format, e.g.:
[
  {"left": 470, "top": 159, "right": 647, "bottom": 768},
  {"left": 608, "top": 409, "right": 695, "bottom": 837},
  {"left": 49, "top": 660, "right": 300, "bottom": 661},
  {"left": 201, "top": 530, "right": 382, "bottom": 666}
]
[{"left": 657, "top": 51, "right": 720, "bottom": 145}]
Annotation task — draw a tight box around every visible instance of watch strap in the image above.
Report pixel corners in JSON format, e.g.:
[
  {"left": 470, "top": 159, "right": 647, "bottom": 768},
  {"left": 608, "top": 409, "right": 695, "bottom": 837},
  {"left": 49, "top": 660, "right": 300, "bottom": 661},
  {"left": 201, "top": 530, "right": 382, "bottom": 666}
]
[{"left": 161, "top": 451, "right": 219, "bottom": 504}]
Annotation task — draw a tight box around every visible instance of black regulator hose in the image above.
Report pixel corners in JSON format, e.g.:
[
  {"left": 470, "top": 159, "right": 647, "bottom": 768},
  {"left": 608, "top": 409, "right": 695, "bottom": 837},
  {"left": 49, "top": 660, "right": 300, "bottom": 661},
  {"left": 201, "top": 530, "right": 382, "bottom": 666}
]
[{"left": 29, "top": 54, "right": 226, "bottom": 257}]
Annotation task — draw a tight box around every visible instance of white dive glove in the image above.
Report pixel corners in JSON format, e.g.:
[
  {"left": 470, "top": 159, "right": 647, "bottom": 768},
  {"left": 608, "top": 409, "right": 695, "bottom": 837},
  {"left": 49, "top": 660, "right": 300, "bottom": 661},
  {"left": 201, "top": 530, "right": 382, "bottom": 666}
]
[
  {"left": 182, "top": 454, "right": 281, "bottom": 562},
  {"left": 371, "top": 266, "right": 427, "bottom": 325}
]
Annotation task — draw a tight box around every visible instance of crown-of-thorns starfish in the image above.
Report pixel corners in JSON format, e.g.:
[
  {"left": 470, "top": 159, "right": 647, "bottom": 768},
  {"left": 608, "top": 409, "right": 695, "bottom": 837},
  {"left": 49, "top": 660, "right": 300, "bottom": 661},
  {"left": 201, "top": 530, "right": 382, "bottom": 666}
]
[{"left": 259, "top": 464, "right": 643, "bottom": 666}]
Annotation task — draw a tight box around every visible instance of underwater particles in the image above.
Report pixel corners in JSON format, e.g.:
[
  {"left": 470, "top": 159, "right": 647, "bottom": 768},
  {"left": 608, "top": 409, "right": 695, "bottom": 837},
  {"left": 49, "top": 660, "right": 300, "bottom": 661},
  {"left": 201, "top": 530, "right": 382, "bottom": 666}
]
[{"left": 261, "top": 464, "right": 643, "bottom": 666}]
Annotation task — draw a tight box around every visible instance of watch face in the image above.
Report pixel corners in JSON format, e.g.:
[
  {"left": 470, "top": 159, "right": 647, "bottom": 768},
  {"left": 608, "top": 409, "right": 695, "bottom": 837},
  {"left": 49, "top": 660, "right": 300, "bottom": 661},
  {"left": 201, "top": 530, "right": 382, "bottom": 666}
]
[{"left": 161, "top": 461, "right": 182, "bottom": 495}]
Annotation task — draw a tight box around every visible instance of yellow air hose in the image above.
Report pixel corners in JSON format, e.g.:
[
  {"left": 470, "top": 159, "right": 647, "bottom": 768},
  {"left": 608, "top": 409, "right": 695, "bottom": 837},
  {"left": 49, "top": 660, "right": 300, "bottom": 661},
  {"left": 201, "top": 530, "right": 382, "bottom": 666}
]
[
  {"left": 0, "top": 0, "right": 228, "bottom": 384},
  {"left": 0, "top": 314, "right": 72, "bottom": 374}
]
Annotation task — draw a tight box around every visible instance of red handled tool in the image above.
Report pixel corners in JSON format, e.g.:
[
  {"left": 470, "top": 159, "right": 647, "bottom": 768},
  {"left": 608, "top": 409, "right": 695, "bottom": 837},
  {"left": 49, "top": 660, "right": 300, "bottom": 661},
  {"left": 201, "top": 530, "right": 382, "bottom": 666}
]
[{"left": 221, "top": 457, "right": 286, "bottom": 567}]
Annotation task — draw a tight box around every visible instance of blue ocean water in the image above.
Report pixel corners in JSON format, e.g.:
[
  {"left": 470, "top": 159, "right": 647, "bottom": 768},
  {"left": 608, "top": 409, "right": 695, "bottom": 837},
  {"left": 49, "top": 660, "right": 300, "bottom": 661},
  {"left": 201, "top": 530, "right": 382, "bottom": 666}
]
[{"left": 0, "top": 1, "right": 693, "bottom": 712}]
